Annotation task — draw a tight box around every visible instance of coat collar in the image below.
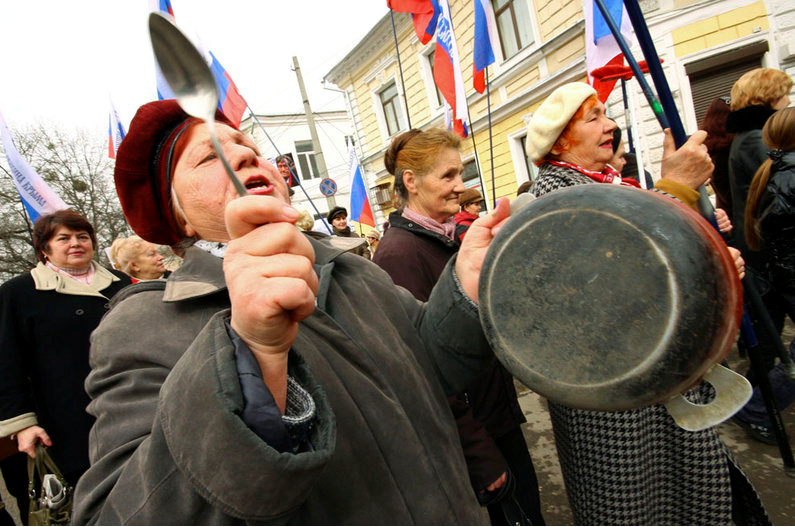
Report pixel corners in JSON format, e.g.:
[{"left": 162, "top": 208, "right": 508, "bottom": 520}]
[
  {"left": 30, "top": 261, "right": 120, "bottom": 299},
  {"left": 725, "top": 105, "right": 776, "bottom": 134},
  {"left": 162, "top": 232, "right": 363, "bottom": 303}
]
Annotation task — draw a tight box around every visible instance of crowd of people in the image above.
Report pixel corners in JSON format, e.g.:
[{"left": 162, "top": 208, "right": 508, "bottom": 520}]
[{"left": 0, "top": 67, "right": 792, "bottom": 525}]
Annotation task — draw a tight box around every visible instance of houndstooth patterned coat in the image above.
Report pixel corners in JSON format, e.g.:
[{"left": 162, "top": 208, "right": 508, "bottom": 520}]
[{"left": 532, "top": 163, "right": 770, "bottom": 525}]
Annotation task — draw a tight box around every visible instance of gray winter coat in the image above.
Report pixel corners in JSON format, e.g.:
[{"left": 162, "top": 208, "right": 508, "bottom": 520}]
[{"left": 73, "top": 235, "right": 492, "bottom": 525}]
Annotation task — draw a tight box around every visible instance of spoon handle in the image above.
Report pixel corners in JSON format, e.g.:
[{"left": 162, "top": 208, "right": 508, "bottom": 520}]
[{"left": 207, "top": 119, "right": 248, "bottom": 197}]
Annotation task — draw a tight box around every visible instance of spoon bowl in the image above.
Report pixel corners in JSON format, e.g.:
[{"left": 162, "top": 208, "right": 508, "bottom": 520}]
[{"left": 148, "top": 12, "right": 247, "bottom": 197}]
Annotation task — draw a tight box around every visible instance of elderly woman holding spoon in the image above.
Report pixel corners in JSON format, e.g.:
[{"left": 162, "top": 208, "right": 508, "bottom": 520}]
[
  {"left": 526, "top": 82, "right": 766, "bottom": 525},
  {"left": 71, "top": 100, "right": 513, "bottom": 524}
]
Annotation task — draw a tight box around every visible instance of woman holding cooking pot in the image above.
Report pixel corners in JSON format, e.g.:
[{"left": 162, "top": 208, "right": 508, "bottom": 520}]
[
  {"left": 526, "top": 82, "right": 768, "bottom": 525},
  {"left": 72, "top": 100, "right": 510, "bottom": 524}
]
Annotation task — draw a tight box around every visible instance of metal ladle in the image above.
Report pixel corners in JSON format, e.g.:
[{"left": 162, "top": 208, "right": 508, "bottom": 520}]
[{"left": 148, "top": 12, "right": 247, "bottom": 197}]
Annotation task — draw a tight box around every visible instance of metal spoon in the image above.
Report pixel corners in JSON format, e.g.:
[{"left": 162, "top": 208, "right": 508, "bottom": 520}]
[{"left": 148, "top": 12, "right": 247, "bottom": 197}]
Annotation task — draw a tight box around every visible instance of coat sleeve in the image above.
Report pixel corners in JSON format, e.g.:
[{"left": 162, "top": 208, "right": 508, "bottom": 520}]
[
  {"left": 73, "top": 294, "right": 336, "bottom": 525},
  {"left": 393, "top": 255, "right": 495, "bottom": 395},
  {"left": 0, "top": 277, "right": 39, "bottom": 437}
]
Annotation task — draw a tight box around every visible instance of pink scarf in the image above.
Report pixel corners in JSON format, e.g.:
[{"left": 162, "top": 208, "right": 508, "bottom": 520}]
[
  {"left": 402, "top": 206, "right": 457, "bottom": 241},
  {"left": 46, "top": 261, "right": 95, "bottom": 286},
  {"left": 549, "top": 160, "right": 640, "bottom": 188}
]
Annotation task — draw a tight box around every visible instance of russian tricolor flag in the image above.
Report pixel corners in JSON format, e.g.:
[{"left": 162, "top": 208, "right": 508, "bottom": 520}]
[
  {"left": 0, "top": 108, "right": 68, "bottom": 222},
  {"left": 433, "top": 0, "right": 468, "bottom": 137},
  {"left": 473, "top": 0, "right": 499, "bottom": 94},
  {"left": 583, "top": 0, "right": 635, "bottom": 102},
  {"left": 207, "top": 51, "right": 247, "bottom": 128},
  {"left": 387, "top": 0, "right": 440, "bottom": 45},
  {"left": 149, "top": 0, "right": 247, "bottom": 127},
  {"left": 108, "top": 98, "right": 126, "bottom": 159},
  {"left": 348, "top": 143, "right": 375, "bottom": 227}
]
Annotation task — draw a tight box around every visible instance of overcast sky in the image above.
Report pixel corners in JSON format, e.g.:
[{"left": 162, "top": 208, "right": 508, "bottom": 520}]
[{"left": 0, "top": 1, "right": 389, "bottom": 141}]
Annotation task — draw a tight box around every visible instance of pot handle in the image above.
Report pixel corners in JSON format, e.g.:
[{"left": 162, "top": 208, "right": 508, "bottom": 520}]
[{"left": 662, "top": 364, "right": 752, "bottom": 431}]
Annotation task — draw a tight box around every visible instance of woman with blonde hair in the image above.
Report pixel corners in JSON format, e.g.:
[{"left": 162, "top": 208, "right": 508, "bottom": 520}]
[{"left": 110, "top": 235, "right": 168, "bottom": 281}]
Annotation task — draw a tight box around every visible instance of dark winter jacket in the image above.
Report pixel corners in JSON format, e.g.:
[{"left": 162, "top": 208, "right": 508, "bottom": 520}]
[
  {"left": 0, "top": 263, "right": 130, "bottom": 475},
  {"left": 726, "top": 105, "right": 777, "bottom": 268},
  {"left": 755, "top": 150, "right": 795, "bottom": 289},
  {"left": 73, "top": 236, "right": 492, "bottom": 525},
  {"left": 374, "top": 210, "right": 526, "bottom": 491},
  {"left": 373, "top": 211, "right": 459, "bottom": 302}
]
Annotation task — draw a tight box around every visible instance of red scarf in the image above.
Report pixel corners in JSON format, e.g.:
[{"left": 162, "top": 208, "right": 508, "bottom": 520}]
[{"left": 549, "top": 160, "right": 640, "bottom": 188}]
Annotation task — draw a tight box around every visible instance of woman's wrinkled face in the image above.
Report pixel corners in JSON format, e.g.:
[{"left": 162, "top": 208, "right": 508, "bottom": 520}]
[
  {"left": 43, "top": 226, "right": 94, "bottom": 269},
  {"left": 131, "top": 243, "right": 166, "bottom": 280},
  {"left": 406, "top": 147, "right": 466, "bottom": 223},
  {"left": 172, "top": 123, "right": 290, "bottom": 242},
  {"left": 553, "top": 101, "right": 617, "bottom": 171}
]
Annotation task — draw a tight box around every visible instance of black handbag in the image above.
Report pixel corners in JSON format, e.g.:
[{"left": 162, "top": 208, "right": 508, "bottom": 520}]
[{"left": 27, "top": 445, "right": 72, "bottom": 526}]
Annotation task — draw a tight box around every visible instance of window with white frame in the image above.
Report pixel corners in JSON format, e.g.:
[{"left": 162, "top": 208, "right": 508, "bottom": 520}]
[
  {"left": 508, "top": 129, "right": 537, "bottom": 188},
  {"left": 492, "top": 0, "right": 535, "bottom": 60},
  {"left": 463, "top": 159, "right": 481, "bottom": 189},
  {"left": 379, "top": 82, "right": 407, "bottom": 137},
  {"left": 295, "top": 140, "right": 321, "bottom": 180}
]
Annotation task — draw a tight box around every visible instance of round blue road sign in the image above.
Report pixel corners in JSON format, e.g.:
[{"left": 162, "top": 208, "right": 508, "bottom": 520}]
[{"left": 319, "top": 178, "right": 338, "bottom": 196}]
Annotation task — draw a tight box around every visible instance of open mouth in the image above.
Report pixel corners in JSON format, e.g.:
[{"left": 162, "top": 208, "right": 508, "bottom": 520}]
[
  {"left": 600, "top": 139, "right": 613, "bottom": 149},
  {"left": 244, "top": 175, "right": 274, "bottom": 194}
]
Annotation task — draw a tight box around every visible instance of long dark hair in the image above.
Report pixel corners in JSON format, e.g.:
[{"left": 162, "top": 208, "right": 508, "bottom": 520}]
[{"left": 701, "top": 98, "right": 733, "bottom": 153}]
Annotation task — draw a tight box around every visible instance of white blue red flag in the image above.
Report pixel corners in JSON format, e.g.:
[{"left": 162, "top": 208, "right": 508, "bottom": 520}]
[
  {"left": 207, "top": 51, "right": 247, "bottom": 127},
  {"left": 444, "top": 103, "right": 468, "bottom": 138},
  {"left": 347, "top": 142, "right": 375, "bottom": 227},
  {"left": 473, "top": 0, "right": 498, "bottom": 93},
  {"left": 108, "top": 98, "right": 126, "bottom": 159},
  {"left": 583, "top": 0, "right": 634, "bottom": 102},
  {"left": 387, "top": 0, "right": 440, "bottom": 45},
  {"left": 0, "top": 109, "right": 68, "bottom": 222},
  {"left": 149, "top": 0, "right": 247, "bottom": 126},
  {"left": 150, "top": 0, "right": 177, "bottom": 100},
  {"left": 433, "top": 0, "right": 468, "bottom": 137}
]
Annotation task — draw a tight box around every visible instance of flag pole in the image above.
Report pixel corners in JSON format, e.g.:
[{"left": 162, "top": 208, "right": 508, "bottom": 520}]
[
  {"left": 390, "top": 9, "right": 413, "bottom": 129},
  {"left": 466, "top": 122, "right": 488, "bottom": 207},
  {"left": 485, "top": 68, "right": 496, "bottom": 208}
]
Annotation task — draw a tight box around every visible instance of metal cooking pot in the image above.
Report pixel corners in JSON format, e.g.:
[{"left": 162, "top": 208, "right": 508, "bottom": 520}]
[{"left": 479, "top": 185, "right": 752, "bottom": 431}]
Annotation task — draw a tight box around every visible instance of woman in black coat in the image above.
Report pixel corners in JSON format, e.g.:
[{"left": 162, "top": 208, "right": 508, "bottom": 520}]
[{"left": 0, "top": 210, "right": 130, "bottom": 523}]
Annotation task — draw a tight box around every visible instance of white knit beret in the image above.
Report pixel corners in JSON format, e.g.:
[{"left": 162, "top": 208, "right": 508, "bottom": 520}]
[{"left": 525, "top": 82, "right": 598, "bottom": 162}]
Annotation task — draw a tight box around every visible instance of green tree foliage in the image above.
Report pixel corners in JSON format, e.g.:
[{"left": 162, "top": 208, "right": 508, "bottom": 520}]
[{"left": 0, "top": 123, "right": 131, "bottom": 282}]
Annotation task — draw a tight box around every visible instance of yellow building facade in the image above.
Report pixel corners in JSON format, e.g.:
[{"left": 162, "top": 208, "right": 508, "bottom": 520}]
[{"left": 325, "top": 0, "right": 794, "bottom": 225}]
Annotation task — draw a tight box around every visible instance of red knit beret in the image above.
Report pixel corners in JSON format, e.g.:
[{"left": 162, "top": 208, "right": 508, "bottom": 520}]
[{"left": 114, "top": 100, "right": 235, "bottom": 246}]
